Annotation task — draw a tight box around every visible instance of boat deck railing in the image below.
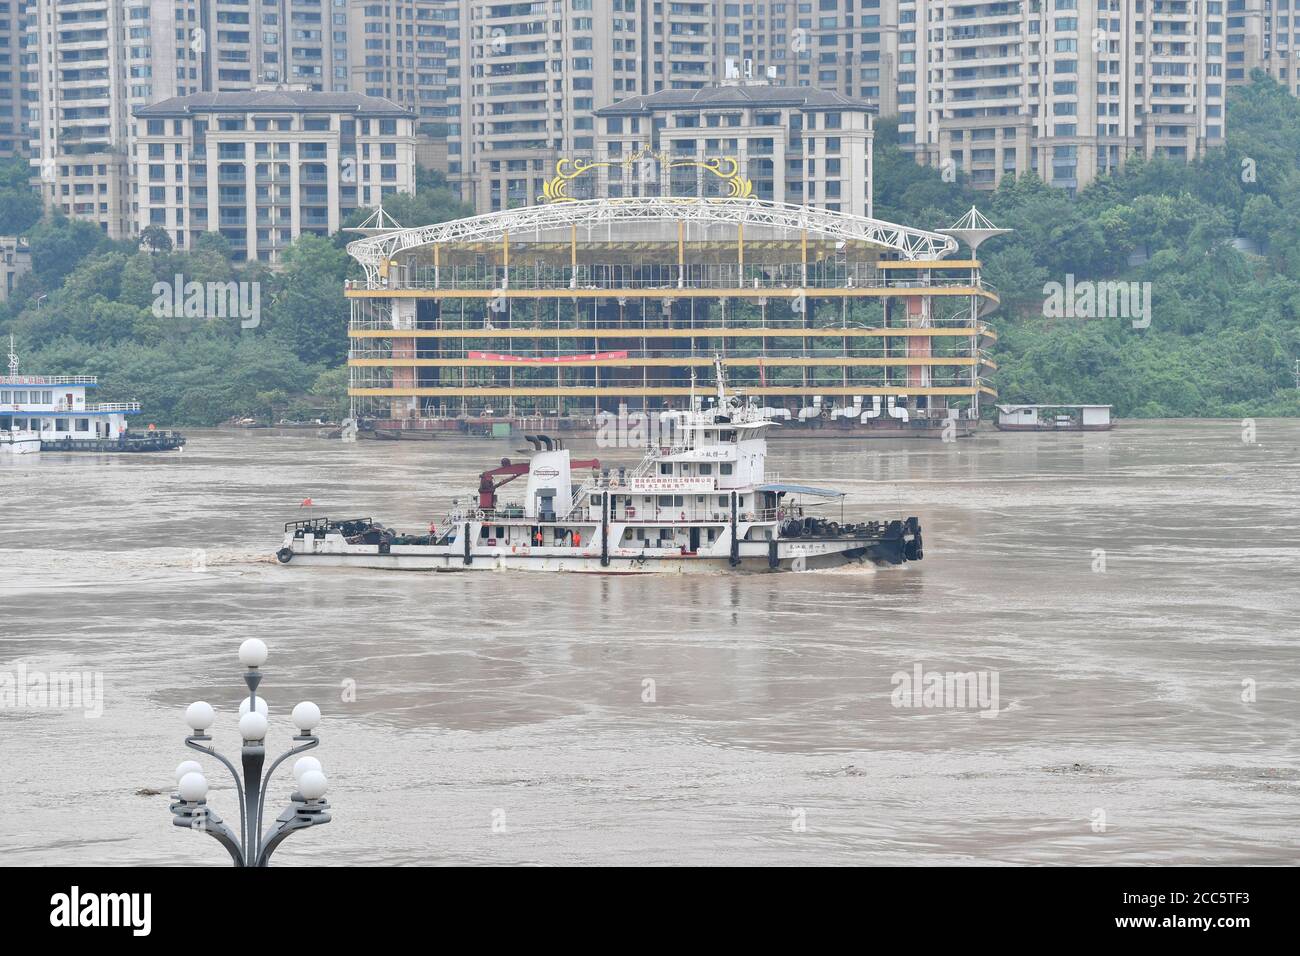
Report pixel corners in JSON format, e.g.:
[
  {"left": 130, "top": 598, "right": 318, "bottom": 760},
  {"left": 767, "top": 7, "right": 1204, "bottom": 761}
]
[
  {"left": 0, "top": 375, "right": 97, "bottom": 386},
  {"left": 453, "top": 505, "right": 800, "bottom": 525},
  {"left": 42, "top": 401, "right": 142, "bottom": 413}
]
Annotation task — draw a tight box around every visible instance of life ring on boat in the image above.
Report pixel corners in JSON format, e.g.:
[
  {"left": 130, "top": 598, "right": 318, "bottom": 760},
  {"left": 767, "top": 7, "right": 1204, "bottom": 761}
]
[
  {"left": 276, "top": 548, "right": 294, "bottom": 564},
  {"left": 474, "top": 509, "right": 487, "bottom": 521}
]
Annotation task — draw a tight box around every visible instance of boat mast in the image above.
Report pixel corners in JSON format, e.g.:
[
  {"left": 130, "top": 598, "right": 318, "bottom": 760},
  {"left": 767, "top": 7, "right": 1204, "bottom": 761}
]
[
  {"left": 6, "top": 335, "right": 16, "bottom": 376},
  {"left": 713, "top": 354, "right": 726, "bottom": 405}
]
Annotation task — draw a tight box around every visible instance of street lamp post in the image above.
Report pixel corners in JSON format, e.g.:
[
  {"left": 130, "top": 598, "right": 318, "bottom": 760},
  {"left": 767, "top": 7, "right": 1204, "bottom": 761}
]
[{"left": 169, "top": 638, "right": 332, "bottom": 866}]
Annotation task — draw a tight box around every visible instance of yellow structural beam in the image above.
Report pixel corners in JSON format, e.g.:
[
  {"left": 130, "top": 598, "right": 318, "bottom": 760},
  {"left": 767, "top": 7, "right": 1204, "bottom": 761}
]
[
  {"left": 350, "top": 386, "right": 980, "bottom": 398},
  {"left": 345, "top": 286, "right": 997, "bottom": 302},
  {"left": 877, "top": 260, "right": 981, "bottom": 270},
  {"left": 349, "top": 326, "right": 981, "bottom": 339},
  {"left": 349, "top": 356, "right": 978, "bottom": 368}
]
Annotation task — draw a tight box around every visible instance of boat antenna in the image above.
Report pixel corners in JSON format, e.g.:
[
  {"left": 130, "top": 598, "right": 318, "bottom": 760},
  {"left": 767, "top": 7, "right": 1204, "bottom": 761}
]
[
  {"left": 6, "top": 335, "right": 16, "bottom": 377},
  {"left": 713, "top": 353, "right": 726, "bottom": 405},
  {"left": 689, "top": 366, "right": 697, "bottom": 411}
]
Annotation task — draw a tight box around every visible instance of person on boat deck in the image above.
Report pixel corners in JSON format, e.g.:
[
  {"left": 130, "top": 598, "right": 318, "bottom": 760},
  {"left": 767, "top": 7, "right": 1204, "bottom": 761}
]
[
  {"left": 573, "top": 531, "right": 582, "bottom": 548},
  {"left": 533, "top": 528, "right": 543, "bottom": 546}
]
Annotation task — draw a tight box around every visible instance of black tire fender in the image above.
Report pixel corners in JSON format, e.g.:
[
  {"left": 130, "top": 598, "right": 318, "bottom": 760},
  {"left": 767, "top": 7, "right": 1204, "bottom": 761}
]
[{"left": 276, "top": 547, "right": 294, "bottom": 564}]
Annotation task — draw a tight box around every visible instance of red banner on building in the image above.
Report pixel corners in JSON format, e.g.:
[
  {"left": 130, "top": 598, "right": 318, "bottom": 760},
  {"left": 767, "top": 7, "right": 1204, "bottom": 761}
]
[{"left": 467, "top": 351, "right": 629, "bottom": 364}]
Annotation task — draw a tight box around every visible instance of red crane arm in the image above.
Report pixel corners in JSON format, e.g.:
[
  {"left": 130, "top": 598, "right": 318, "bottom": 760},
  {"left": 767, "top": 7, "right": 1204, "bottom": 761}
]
[{"left": 477, "top": 458, "right": 602, "bottom": 508}]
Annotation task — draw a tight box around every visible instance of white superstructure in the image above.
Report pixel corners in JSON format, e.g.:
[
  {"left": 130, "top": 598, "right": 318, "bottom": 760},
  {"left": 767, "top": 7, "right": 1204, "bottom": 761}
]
[{"left": 0, "top": 336, "right": 134, "bottom": 443}]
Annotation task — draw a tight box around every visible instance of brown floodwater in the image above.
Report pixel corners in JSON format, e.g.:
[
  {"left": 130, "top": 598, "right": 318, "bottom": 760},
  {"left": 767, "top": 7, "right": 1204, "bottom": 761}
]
[{"left": 1, "top": 420, "right": 1297, "bottom": 865}]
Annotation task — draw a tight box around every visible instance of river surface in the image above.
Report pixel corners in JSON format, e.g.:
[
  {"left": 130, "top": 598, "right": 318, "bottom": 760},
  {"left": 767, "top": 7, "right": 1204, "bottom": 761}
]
[{"left": 1, "top": 420, "right": 1297, "bottom": 866}]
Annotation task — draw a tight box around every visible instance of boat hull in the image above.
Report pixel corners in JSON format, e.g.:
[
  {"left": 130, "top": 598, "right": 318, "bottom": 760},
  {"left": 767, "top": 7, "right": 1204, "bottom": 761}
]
[
  {"left": 0, "top": 437, "right": 40, "bottom": 455},
  {"left": 994, "top": 423, "right": 1113, "bottom": 432},
  {"left": 37, "top": 432, "right": 186, "bottom": 452},
  {"left": 277, "top": 548, "right": 893, "bottom": 574},
  {"left": 276, "top": 527, "right": 919, "bottom": 573}
]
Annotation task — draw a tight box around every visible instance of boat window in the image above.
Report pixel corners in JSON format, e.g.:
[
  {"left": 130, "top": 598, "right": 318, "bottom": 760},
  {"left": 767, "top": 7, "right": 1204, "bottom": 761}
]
[
  {"left": 721, "top": 430, "right": 736, "bottom": 442},
  {"left": 720, "top": 463, "right": 733, "bottom": 475},
  {"left": 75, "top": 418, "right": 90, "bottom": 432},
  {"left": 717, "top": 495, "right": 727, "bottom": 507},
  {"left": 659, "top": 463, "right": 672, "bottom": 475},
  {"left": 674, "top": 495, "right": 684, "bottom": 507},
  {"left": 657, "top": 495, "right": 672, "bottom": 506},
  {"left": 699, "top": 463, "right": 712, "bottom": 475}
]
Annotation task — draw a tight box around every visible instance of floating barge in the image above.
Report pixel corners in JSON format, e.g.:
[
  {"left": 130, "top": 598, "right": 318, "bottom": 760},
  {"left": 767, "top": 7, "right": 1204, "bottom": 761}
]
[
  {"left": 0, "top": 338, "right": 185, "bottom": 453},
  {"left": 995, "top": 404, "right": 1113, "bottom": 432}
]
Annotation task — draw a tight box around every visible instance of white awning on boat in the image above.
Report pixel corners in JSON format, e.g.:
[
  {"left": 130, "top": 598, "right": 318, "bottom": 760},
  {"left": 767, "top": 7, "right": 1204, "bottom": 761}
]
[{"left": 756, "top": 483, "right": 845, "bottom": 498}]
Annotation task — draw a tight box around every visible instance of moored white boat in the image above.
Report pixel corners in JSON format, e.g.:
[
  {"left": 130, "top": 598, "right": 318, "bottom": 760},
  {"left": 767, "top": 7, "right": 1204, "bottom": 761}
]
[
  {"left": 276, "top": 359, "right": 923, "bottom": 574},
  {"left": 0, "top": 428, "right": 40, "bottom": 454}
]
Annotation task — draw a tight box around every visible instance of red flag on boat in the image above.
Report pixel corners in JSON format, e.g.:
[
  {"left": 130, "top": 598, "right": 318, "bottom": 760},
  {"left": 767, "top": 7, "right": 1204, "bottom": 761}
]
[{"left": 300, "top": 498, "right": 313, "bottom": 507}]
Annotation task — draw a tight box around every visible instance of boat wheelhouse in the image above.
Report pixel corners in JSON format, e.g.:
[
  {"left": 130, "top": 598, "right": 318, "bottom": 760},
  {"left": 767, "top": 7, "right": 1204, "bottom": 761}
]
[{"left": 277, "top": 359, "right": 922, "bottom": 573}]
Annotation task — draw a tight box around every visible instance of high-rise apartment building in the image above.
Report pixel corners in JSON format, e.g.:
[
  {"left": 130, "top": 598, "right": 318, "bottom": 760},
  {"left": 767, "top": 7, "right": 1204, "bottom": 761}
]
[
  {"left": 22, "top": 0, "right": 448, "bottom": 237},
  {"left": 896, "top": 0, "right": 1227, "bottom": 192},
  {"left": 714, "top": 0, "right": 902, "bottom": 113},
  {"left": 447, "top": 0, "right": 728, "bottom": 210},
  {"left": 1226, "top": 0, "right": 1300, "bottom": 93},
  {"left": 133, "top": 89, "right": 416, "bottom": 262},
  {"left": 16, "top": 0, "right": 1243, "bottom": 229},
  {"left": 595, "top": 85, "right": 876, "bottom": 218},
  {"left": 24, "top": 0, "right": 212, "bottom": 236},
  {"left": 0, "top": 0, "right": 24, "bottom": 155},
  {"left": 349, "top": 0, "right": 454, "bottom": 135}
]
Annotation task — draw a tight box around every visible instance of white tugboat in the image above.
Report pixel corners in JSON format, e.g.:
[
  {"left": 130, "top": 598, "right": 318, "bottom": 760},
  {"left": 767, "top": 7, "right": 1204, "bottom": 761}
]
[{"left": 276, "top": 359, "right": 922, "bottom": 573}]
